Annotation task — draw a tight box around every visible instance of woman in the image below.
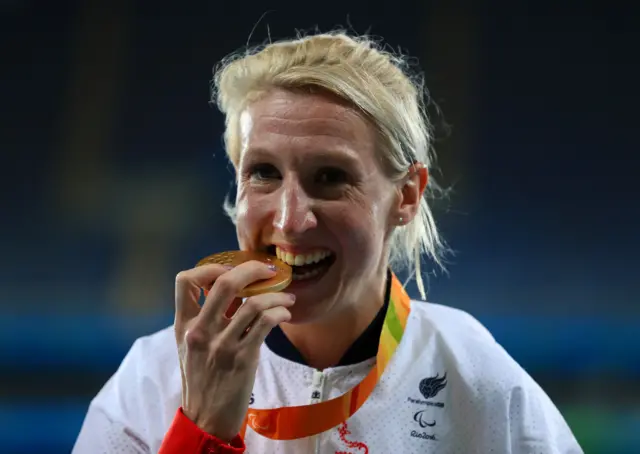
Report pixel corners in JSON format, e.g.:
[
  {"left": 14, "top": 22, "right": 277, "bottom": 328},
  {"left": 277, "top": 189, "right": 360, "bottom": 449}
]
[{"left": 73, "top": 32, "right": 583, "bottom": 453}]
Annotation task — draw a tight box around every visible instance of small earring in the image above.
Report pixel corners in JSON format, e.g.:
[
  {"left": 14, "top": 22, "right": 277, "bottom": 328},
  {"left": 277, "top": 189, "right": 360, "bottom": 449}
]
[{"left": 399, "top": 216, "right": 404, "bottom": 224}]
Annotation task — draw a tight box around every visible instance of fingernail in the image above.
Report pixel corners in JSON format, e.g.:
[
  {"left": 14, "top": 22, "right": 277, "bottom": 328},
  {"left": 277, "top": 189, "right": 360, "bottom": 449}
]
[
  {"left": 223, "top": 265, "right": 234, "bottom": 270},
  {"left": 287, "top": 293, "right": 296, "bottom": 302},
  {"left": 267, "top": 264, "right": 277, "bottom": 272}
]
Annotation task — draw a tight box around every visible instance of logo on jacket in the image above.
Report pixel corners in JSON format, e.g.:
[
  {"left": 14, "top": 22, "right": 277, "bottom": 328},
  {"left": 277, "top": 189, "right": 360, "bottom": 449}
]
[
  {"left": 406, "top": 372, "right": 446, "bottom": 443},
  {"left": 413, "top": 410, "right": 436, "bottom": 428},
  {"left": 407, "top": 372, "right": 447, "bottom": 408},
  {"left": 419, "top": 373, "right": 447, "bottom": 399}
]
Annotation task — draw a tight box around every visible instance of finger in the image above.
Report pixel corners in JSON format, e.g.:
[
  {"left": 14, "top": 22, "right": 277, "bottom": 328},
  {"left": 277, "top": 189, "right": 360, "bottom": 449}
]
[
  {"left": 174, "top": 264, "right": 229, "bottom": 329},
  {"left": 241, "top": 306, "right": 292, "bottom": 345},
  {"left": 224, "top": 292, "right": 295, "bottom": 339},
  {"left": 198, "top": 260, "right": 276, "bottom": 327}
]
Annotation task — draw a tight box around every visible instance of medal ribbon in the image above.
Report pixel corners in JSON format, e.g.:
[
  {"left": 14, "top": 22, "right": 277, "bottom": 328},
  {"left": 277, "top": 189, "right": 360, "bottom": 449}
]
[{"left": 239, "top": 273, "right": 411, "bottom": 440}]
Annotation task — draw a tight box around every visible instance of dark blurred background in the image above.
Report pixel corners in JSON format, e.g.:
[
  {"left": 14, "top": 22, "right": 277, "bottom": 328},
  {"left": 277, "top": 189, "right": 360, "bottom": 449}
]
[{"left": 1, "top": 0, "right": 638, "bottom": 453}]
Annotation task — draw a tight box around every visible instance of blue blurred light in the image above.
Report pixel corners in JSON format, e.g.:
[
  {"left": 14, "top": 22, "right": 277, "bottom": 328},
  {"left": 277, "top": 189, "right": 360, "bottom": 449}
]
[{"left": 0, "top": 313, "right": 638, "bottom": 375}]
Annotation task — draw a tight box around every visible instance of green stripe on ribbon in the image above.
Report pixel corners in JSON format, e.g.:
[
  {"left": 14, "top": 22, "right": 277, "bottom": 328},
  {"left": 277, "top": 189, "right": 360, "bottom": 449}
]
[{"left": 384, "top": 298, "right": 404, "bottom": 344}]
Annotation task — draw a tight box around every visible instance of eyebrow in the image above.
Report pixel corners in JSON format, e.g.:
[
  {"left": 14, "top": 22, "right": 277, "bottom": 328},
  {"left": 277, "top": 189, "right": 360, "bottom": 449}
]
[{"left": 242, "top": 145, "right": 363, "bottom": 169}]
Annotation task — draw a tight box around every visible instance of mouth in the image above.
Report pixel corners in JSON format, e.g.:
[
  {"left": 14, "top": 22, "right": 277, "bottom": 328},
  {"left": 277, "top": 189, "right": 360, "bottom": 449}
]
[{"left": 266, "top": 245, "right": 336, "bottom": 282}]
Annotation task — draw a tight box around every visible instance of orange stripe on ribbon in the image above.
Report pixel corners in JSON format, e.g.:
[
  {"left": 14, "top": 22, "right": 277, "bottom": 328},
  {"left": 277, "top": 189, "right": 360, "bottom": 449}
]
[{"left": 242, "top": 273, "right": 411, "bottom": 440}]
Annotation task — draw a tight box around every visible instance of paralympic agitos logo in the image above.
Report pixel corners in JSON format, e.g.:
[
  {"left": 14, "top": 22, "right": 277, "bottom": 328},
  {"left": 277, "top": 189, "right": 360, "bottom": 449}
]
[{"left": 413, "top": 410, "right": 436, "bottom": 428}]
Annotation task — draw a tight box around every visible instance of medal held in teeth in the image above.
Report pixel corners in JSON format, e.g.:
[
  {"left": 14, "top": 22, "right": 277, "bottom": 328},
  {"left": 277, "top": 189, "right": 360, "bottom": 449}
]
[
  {"left": 196, "top": 250, "right": 292, "bottom": 297},
  {"left": 275, "top": 246, "right": 335, "bottom": 281}
]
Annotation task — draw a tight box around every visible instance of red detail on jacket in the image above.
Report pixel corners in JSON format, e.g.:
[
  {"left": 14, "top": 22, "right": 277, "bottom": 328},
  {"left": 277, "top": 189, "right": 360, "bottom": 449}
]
[
  {"left": 159, "top": 408, "right": 246, "bottom": 454},
  {"left": 335, "top": 421, "right": 369, "bottom": 454}
]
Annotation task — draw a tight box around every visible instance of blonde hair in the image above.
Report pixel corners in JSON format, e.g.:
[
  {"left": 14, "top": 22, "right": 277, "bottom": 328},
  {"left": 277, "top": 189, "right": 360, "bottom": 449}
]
[{"left": 211, "top": 31, "right": 448, "bottom": 299}]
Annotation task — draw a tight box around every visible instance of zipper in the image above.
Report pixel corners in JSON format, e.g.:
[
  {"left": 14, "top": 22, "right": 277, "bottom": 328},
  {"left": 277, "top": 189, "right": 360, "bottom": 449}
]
[
  {"left": 311, "top": 369, "right": 326, "bottom": 453},
  {"left": 310, "top": 369, "right": 326, "bottom": 403}
]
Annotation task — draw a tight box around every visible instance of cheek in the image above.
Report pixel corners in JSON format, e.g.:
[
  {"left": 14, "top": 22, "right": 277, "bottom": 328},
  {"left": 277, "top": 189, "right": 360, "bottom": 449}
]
[
  {"left": 332, "top": 197, "right": 387, "bottom": 257},
  {"left": 235, "top": 192, "right": 269, "bottom": 247}
]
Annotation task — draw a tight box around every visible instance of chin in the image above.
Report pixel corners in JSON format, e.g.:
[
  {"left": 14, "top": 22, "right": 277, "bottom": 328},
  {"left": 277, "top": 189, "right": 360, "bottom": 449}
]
[
  {"left": 283, "top": 264, "right": 341, "bottom": 324},
  {"left": 258, "top": 244, "right": 348, "bottom": 323}
]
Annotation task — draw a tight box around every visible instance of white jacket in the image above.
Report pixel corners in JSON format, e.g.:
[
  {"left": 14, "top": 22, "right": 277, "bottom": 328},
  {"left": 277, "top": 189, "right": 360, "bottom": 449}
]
[{"left": 73, "top": 301, "right": 583, "bottom": 453}]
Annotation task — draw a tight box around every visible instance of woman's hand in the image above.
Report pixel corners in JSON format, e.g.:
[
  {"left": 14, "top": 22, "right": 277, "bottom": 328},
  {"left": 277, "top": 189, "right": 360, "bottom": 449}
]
[{"left": 174, "top": 260, "right": 295, "bottom": 441}]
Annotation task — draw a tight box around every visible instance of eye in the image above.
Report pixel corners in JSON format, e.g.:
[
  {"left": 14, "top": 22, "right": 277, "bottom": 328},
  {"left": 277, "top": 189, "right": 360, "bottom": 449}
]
[
  {"left": 248, "top": 163, "right": 281, "bottom": 181},
  {"left": 316, "top": 167, "right": 349, "bottom": 185}
]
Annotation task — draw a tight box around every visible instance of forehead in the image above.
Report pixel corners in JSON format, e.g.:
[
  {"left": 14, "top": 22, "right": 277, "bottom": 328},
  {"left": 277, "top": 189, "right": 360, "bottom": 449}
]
[{"left": 239, "top": 89, "right": 377, "bottom": 164}]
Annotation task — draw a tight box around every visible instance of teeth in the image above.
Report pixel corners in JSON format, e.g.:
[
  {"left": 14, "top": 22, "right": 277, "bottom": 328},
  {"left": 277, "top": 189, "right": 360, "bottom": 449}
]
[
  {"left": 274, "top": 246, "right": 331, "bottom": 266},
  {"left": 310, "top": 251, "right": 323, "bottom": 264}
]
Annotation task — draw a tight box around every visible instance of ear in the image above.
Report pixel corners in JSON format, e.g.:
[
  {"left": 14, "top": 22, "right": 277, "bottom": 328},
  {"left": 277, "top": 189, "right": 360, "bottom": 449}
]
[{"left": 393, "top": 163, "right": 428, "bottom": 226}]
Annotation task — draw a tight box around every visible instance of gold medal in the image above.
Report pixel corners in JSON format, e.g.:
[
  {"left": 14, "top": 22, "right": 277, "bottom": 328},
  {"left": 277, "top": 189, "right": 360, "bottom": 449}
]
[{"left": 196, "top": 250, "right": 292, "bottom": 297}]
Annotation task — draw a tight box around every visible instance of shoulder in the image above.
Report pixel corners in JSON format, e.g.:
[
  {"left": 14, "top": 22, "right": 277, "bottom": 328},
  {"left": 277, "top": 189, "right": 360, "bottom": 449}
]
[
  {"left": 405, "top": 301, "right": 581, "bottom": 451},
  {"left": 110, "top": 325, "right": 180, "bottom": 393},
  {"left": 408, "top": 299, "right": 500, "bottom": 367},
  {"left": 407, "top": 299, "right": 526, "bottom": 391},
  {"left": 89, "top": 325, "right": 181, "bottom": 438}
]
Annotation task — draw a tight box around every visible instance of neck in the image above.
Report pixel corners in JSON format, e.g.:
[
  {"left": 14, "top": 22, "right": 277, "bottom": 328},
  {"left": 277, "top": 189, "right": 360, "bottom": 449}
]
[{"left": 279, "top": 273, "right": 388, "bottom": 370}]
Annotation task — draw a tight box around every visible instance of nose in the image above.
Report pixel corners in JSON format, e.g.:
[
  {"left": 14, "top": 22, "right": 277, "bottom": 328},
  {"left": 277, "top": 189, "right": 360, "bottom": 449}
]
[{"left": 273, "top": 177, "right": 317, "bottom": 236}]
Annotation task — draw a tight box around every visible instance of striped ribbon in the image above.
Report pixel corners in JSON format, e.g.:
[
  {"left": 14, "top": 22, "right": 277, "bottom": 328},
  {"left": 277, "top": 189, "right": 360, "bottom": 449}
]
[{"left": 240, "top": 273, "right": 410, "bottom": 440}]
